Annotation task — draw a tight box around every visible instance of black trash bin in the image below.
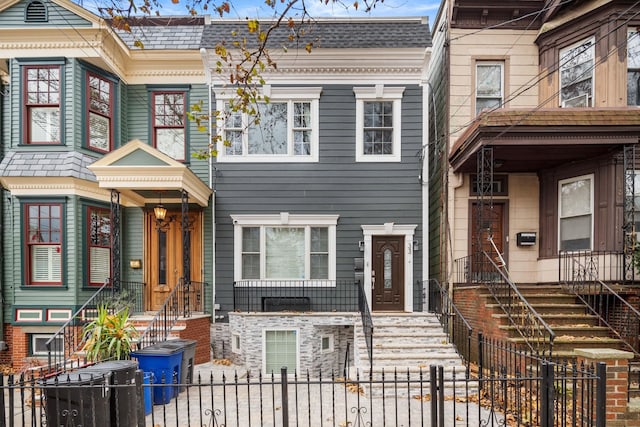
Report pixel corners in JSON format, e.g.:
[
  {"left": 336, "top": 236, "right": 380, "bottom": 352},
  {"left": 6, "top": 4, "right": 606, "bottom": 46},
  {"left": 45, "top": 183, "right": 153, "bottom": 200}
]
[
  {"left": 44, "top": 371, "right": 111, "bottom": 427},
  {"left": 80, "top": 360, "right": 139, "bottom": 427},
  {"left": 157, "top": 339, "right": 197, "bottom": 390}
]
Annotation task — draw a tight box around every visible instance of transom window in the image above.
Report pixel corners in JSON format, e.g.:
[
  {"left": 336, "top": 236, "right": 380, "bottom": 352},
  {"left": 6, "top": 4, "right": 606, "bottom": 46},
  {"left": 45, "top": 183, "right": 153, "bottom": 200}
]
[
  {"left": 559, "top": 175, "right": 593, "bottom": 251},
  {"left": 87, "top": 73, "right": 113, "bottom": 153},
  {"left": 25, "top": 203, "right": 63, "bottom": 285},
  {"left": 232, "top": 214, "right": 338, "bottom": 282},
  {"left": 354, "top": 85, "right": 404, "bottom": 162},
  {"left": 264, "top": 330, "right": 298, "bottom": 374},
  {"left": 215, "top": 87, "right": 321, "bottom": 162},
  {"left": 560, "top": 38, "right": 595, "bottom": 107},
  {"left": 24, "top": 65, "right": 61, "bottom": 144},
  {"left": 153, "top": 91, "right": 186, "bottom": 161},
  {"left": 628, "top": 29, "right": 640, "bottom": 106},
  {"left": 475, "top": 62, "right": 503, "bottom": 115},
  {"left": 87, "top": 207, "right": 111, "bottom": 286}
]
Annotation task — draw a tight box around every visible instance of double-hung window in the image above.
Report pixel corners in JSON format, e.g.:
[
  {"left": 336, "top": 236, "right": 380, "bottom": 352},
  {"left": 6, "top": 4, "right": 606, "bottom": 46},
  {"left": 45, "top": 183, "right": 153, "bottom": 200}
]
[
  {"left": 559, "top": 38, "right": 595, "bottom": 107},
  {"left": 475, "top": 62, "right": 503, "bottom": 115},
  {"left": 25, "top": 202, "right": 63, "bottom": 285},
  {"left": 24, "top": 65, "right": 61, "bottom": 144},
  {"left": 559, "top": 175, "right": 593, "bottom": 251},
  {"left": 87, "top": 73, "right": 114, "bottom": 152},
  {"left": 354, "top": 85, "right": 404, "bottom": 162},
  {"left": 628, "top": 29, "right": 640, "bottom": 106},
  {"left": 87, "top": 207, "right": 111, "bottom": 286},
  {"left": 152, "top": 91, "right": 186, "bottom": 161},
  {"left": 232, "top": 214, "right": 338, "bottom": 282},
  {"left": 215, "top": 87, "right": 321, "bottom": 162}
]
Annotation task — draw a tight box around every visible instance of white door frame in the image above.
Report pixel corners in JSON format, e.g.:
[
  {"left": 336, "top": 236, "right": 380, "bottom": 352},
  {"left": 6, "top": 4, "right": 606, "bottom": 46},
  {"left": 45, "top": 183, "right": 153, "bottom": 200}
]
[{"left": 361, "top": 223, "right": 417, "bottom": 312}]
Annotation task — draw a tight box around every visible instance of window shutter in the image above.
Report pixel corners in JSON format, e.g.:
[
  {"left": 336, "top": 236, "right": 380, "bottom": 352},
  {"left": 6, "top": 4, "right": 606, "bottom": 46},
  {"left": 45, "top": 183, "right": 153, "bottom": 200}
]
[
  {"left": 90, "top": 247, "right": 110, "bottom": 284},
  {"left": 32, "top": 245, "right": 61, "bottom": 282}
]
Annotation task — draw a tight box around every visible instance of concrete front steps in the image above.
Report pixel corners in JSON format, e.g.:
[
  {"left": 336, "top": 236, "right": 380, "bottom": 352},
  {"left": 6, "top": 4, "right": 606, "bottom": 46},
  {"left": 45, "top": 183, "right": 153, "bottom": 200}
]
[
  {"left": 486, "top": 285, "right": 626, "bottom": 358},
  {"left": 354, "top": 313, "right": 471, "bottom": 396}
]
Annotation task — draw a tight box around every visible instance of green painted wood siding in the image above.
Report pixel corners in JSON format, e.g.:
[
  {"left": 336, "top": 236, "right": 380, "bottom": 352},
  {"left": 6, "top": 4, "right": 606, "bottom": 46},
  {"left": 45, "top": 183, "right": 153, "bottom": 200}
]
[
  {"left": 212, "top": 84, "right": 424, "bottom": 317},
  {"left": 0, "top": 0, "right": 92, "bottom": 28}
]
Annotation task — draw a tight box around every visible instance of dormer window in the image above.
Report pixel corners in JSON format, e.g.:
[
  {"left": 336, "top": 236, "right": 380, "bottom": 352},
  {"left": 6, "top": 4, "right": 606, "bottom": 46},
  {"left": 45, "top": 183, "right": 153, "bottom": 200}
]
[
  {"left": 560, "top": 38, "right": 594, "bottom": 107},
  {"left": 24, "top": 1, "right": 47, "bottom": 22},
  {"left": 628, "top": 29, "right": 640, "bottom": 106}
]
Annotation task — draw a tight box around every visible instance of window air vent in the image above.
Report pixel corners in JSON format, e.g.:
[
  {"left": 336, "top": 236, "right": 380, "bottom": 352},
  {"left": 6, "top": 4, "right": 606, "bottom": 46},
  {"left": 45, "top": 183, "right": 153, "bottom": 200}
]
[{"left": 25, "top": 1, "right": 48, "bottom": 22}]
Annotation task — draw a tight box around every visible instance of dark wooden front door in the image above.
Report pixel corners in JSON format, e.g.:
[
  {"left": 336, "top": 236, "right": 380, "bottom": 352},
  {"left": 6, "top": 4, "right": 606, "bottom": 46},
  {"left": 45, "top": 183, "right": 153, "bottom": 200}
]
[
  {"left": 470, "top": 203, "right": 506, "bottom": 278},
  {"left": 372, "top": 236, "right": 404, "bottom": 311}
]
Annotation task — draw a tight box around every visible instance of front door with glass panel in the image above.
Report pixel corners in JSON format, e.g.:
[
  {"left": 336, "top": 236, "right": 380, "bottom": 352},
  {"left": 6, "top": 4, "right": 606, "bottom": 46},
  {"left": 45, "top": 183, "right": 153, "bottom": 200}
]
[
  {"left": 145, "top": 211, "right": 202, "bottom": 311},
  {"left": 372, "top": 236, "right": 404, "bottom": 311}
]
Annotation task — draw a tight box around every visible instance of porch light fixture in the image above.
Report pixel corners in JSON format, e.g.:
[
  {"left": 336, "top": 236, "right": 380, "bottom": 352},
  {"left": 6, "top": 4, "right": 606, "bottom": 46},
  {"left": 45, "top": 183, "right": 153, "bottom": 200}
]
[{"left": 154, "top": 204, "right": 167, "bottom": 221}]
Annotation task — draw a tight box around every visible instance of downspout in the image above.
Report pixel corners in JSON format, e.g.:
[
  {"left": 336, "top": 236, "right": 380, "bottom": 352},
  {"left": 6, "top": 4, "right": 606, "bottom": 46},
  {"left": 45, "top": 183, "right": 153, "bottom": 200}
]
[
  {"left": 421, "top": 66, "right": 431, "bottom": 311},
  {"left": 0, "top": 70, "right": 5, "bottom": 345}
]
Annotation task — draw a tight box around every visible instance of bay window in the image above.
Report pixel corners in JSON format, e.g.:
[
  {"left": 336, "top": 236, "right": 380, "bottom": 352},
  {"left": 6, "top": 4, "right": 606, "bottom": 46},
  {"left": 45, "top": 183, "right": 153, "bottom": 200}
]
[
  {"left": 87, "top": 207, "right": 111, "bottom": 286},
  {"left": 25, "top": 202, "right": 63, "bottom": 285},
  {"left": 87, "top": 73, "right": 114, "bottom": 152},
  {"left": 24, "top": 65, "right": 61, "bottom": 144},
  {"left": 559, "top": 38, "right": 594, "bottom": 107},
  {"left": 233, "top": 214, "right": 338, "bottom": 282}
]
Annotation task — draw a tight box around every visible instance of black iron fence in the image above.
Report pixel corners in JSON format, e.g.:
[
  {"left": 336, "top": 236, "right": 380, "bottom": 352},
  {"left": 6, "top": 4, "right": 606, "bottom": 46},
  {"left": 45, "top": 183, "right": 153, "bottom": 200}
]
[
  {"left": 426, "top": 278, "right": 472, "bottom": 365},
  {"left": 559, "top": 250, "right": 640, "bottom": 356},
  {"left": 0, "top": 351, "right": 604, "bottom": 427},
  {"left": 233, "top": 280, "right": 361, "bottom": 312}
]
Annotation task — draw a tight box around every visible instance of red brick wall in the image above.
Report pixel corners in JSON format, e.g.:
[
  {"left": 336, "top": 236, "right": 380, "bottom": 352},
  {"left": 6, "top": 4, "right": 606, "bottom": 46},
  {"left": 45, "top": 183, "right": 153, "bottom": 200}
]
[{"left": 176, "top": 316, "right": 211, "bottom": 365}]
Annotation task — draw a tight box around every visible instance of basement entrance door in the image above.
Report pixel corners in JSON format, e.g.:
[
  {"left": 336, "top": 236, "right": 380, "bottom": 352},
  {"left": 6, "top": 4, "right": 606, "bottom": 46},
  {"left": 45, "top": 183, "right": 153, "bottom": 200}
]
[
  {"left": 372, "top": 235, "right": 404, "bottom": 311},
  {"left": 145, "top": 211, "right": 202, "bottom": 311}
]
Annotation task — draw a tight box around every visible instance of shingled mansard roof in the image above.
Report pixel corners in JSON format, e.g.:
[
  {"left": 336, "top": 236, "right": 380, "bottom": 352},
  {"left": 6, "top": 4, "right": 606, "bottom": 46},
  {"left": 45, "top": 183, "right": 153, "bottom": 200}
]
[
  {"left": 200, "top": 17, "right": 432, "bottom": 50},
  {"left": 0, "top": 151, "right": 98, "bottom": 181}
]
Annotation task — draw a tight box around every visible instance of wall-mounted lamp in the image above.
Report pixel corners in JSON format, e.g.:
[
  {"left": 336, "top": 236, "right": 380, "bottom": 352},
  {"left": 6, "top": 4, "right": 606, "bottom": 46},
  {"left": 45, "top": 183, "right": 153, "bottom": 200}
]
[
  {"left": 129, "top": 259, "right": 142, "bottom": 269},
  {"left": 358, "top": 240, "right": 365, "bottom": 252},
  {"left": 154, "top": 192, "right": 174, "bottom": 231},
  {"left": 413, "top": 240, "right": 420, "bottom": 251}
]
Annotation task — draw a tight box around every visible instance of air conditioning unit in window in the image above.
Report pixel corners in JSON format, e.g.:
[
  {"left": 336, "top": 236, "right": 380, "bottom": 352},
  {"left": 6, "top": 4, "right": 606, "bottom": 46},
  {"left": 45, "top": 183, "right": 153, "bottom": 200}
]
[{"left": 562, "top": 94, "right": 590, "bottom": 108}]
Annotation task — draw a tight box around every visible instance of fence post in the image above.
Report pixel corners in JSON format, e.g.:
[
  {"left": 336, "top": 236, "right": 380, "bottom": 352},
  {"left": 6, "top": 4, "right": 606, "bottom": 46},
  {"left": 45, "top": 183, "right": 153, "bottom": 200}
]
[
  {"left": 477, "top": 332, "right": 484, "bottom": 378},
  {"left": 596, "top": 362, "right": 606, "bottom": 427},
  {"left": 438, "top": 366, "right": 445, "bottom": 427},
  {"left": 540, "top": 362, "right": 554, "bottom": 427},
  {"left": 430, "top": 365, "right": 437, "bottom": 427},
  {"left": 281, "top": 367, "right": 289, "bottom": 427}
]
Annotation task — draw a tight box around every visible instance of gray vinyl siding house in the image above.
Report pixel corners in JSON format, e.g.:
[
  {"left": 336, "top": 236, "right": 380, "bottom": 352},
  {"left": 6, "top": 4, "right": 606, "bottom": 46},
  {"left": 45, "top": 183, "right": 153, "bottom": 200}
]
[{"left": 202, "top": 19, "right": 432, "bottom": 373}]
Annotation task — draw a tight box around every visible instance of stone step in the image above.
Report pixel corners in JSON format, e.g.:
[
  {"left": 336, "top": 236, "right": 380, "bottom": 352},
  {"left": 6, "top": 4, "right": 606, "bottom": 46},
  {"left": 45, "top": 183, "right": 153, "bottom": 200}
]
[
  {"left": 361, "top": 343, "right": 457, "bottom": 356},
  {"left": 487, "top": 303, "right": 587, "bottom": 315},
  {"left": 498, "top": 324, "right": 611, "bottom": 338},
  {"left": 491, "top": 313, "right": 600, "bottom": 327}
]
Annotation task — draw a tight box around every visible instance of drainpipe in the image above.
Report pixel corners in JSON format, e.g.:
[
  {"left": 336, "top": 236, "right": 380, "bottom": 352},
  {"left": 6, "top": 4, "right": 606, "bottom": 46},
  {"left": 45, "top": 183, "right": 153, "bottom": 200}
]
[{"left": 0, "top": 67, "right": 7, "bottom": 347}]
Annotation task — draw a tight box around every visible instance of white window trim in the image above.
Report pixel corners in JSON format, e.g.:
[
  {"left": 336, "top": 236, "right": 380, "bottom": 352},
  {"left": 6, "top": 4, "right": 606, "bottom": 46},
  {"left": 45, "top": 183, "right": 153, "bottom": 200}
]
[
  {"left": 320, "top": 334, "right": 334, "bottom": 353},
  {"left": 558, "top": 174, "right": 594, "bottom": 251},
  {"left": 475, "top": 61, "right": 504, "bottom": 115},
  {"left": 628, "top": 28, "right": 640, "bottom": 107},
  {"left": 262, "top": 328, "right": 299, "bottom": 376},
  {"left": 231, "top": 333, "right": 241, "bottom": 354},
  {"left": 354, "top": 85, "right": 404, "bottom": 163},
  {"left": 361, "top": 223, "right": 417, "bottom": 312},
  {"left": 559, "top": 37, "right": 595, "bottom": 108},
  {"left": 214, "top": 86, "right": 321, "bottom": 163},
  {"left": 31, "top": 333, "right": 63, "bottom": 356},
  {"left": 232, "top": 213, "right": 339, "bottom": 283}
]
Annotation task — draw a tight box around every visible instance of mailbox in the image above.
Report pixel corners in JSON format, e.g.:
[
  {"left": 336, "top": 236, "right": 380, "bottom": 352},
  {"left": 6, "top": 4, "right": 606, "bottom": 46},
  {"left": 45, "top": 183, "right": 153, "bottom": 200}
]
[
  {"left": 354, "top": 258, "right": 364, "bottom": 284},
  {"left": 516, "top": 232, "right": 536, "bottom": 246}
]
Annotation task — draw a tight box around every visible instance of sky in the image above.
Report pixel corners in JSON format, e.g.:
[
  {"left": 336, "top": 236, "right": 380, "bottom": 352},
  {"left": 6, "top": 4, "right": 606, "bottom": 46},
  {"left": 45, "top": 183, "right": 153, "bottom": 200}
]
[{"left": 78, "top": 0, "right": 440, "bottom": 26}]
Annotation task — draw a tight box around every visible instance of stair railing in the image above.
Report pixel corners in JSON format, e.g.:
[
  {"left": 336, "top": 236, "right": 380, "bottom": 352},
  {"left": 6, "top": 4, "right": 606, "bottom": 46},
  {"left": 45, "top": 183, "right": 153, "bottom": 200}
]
[
  {"left": 559, "top": 250, "right": 640, "bottom": 356},
  {"left": 137, "top": 278, "right": 205, "bottom": 349},
  {"left": 44, "top": 279, "right": 115, "bottom": 374},
  {"left": 357, "top": 280, "right": 373, "bottom": 372},
  {"left": 427, "top": 278, "right": 473, "bottom": 366},
  {"left": 480, "top": 251, "right": 555, "bottom": 355}
]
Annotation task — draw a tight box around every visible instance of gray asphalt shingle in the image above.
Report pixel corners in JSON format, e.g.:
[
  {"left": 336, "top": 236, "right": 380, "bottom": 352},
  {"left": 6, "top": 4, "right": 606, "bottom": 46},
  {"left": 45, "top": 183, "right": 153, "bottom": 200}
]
[{"left": 0, "top": 151, "right": 98, "bottom": 181}]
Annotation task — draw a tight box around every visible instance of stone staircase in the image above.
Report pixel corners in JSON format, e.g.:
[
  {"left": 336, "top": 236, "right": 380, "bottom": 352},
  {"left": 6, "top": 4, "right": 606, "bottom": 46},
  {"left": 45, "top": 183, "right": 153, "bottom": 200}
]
[
  {"left": 353, "top": 313, "right": 470, "bottom": 396},
  {"left": 487, "top": 285, "right": 626, "bottom": 358}
]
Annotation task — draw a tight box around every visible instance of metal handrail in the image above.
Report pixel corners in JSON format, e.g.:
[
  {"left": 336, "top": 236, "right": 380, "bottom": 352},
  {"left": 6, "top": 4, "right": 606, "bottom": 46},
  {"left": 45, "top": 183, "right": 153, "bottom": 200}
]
[
  {"left": 481, "top": 251, "right": 555, "bottom": 354},
  {"left": 559, "top": 250, "right": 640, "bottom": 356},
  {"left": 357, "top": 281, "right": 374, "bottom": 372},
  {"left": 427, "top": 278, "right": 472, "bottom": 365}
]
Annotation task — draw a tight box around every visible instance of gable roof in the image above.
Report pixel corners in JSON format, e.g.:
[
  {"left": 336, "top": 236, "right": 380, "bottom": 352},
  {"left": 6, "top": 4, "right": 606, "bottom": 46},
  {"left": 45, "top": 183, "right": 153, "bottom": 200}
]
[
  {"left": 201, "top": 17, "right": 431, "bottom": 50},
  {"left": 0, "top": 0, "right": 102, "bottom": 27}
]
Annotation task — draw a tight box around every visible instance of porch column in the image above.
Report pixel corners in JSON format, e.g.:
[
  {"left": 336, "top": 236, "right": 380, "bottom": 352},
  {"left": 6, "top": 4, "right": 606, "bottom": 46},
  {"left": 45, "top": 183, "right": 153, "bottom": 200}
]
[
  {"left": 110, "top": 189, "right": 121, "bottom": 289},
  {"left": 181, "top": 190, "right": 190, "bottom": 284}
]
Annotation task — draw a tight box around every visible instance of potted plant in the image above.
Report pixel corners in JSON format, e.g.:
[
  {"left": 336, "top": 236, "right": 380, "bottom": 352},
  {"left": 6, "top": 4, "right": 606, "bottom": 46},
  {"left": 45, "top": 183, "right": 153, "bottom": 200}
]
[{"left": 82, "top": 304, "right": 139, "bottom": 362}]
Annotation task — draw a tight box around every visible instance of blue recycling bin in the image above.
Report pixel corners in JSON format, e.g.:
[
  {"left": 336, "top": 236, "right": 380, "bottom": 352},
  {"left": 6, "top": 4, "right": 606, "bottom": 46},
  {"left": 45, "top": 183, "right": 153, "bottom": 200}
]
[
  {"left": 131, "top": 344, "right": 183, "bottom": 405},
  {"left": 142, "top": 372, "right": 153, "bottom": 415}
]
